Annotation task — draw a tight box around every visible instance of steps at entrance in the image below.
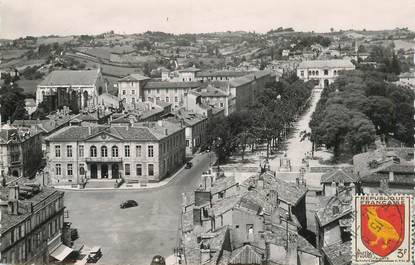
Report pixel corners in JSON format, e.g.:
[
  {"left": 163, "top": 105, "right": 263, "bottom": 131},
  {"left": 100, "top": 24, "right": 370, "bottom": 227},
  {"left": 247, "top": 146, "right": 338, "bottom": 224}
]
[{"left": 85, "top": 180, "right": 117, "bottom": 189}]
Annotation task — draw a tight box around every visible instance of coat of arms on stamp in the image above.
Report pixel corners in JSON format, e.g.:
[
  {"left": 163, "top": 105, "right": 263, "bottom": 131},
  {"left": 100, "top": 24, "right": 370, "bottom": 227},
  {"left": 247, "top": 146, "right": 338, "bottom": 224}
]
[{"left": 352, "top": 194, "right": 413, "bottom": 264}]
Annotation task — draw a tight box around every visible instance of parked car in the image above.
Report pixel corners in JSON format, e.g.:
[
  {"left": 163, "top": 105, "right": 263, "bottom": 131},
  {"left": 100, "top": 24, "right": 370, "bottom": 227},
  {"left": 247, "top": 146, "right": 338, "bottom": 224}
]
[
  {"left": 87, "top": 247, "right": 102, "bottom": 263},
  {"left": 150, "top": 255, "right": 166, "bottom": 265},
  {"left": 80, "top": 246, "right": 102, "bottom": 263},
  {"left": 120, "top": 200, "right": 138, "bottom": 209},
  {"left": 185, "top": 162, "right": 193, "bottom": 169}
]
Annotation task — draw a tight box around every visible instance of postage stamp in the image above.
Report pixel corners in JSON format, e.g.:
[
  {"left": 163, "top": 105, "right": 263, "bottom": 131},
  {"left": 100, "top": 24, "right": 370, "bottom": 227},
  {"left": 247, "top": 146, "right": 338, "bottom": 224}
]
[{"left": 352, "top": 194, "right": 413, "bottom": 264}]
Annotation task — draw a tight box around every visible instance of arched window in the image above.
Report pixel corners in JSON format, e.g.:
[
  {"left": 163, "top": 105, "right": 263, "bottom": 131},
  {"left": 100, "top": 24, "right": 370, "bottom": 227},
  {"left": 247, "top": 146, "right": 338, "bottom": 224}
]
[
  {"left": 312, "top": 70, "right": 315, "bottom": 75},
  {"left": 316, "top": 70, "right": 319, "bottom": 76},
  {"left": 101, "top": 146, "right": 108, "bottom": 157},
  {"left": 90, "top": 146, "right": 97, "bottom": 157},
  {"left": 112, "top": 146, "right": 119, "bottom": 157}
]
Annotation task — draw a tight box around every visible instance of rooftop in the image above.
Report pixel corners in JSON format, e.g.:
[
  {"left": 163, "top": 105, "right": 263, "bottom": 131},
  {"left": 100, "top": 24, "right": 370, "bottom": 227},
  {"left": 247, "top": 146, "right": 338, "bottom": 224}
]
[
  {"left": 316, "top": 188, "right": 352, "bottom": 227},
  {"left": 247, "top": 171, "right": 307, "bottom": 206},
  {"left": 166, "top": 110, "right": 207, "bottom": 127},
  {"left": 45, "top": 121, "right": 183, "bottom": 142},
  {"left": 322, "top": 241, "right": 352, "bottom": 265},
  {"left": 178, "top": 67, "right": 201, "bottom": 73},
  {"left": 320, "top": 168, "right": 358, "bottom": 184},
  {"left": 353, "top": 148, "right": 413, "bottom": 177},
  {"left": 192, "top": 85, "right": 228, "bottom": 97},
  {"left": 196, "top": 70, "right": 251, "bottom": 78},
  {"left": 38, "top": 69, "right": 100, "bottom": 87},
  {"left": 0, "top": 181, "right": 63, "bottom": 234},
  {"left": 229, "top": 71, "right": 272, "bottom": 87},
  {"left": 144, "top": 81, "right": 202, "bottom": 89},
  {"left": 297, "top": 59, "right": 355, "bottom": 69}
]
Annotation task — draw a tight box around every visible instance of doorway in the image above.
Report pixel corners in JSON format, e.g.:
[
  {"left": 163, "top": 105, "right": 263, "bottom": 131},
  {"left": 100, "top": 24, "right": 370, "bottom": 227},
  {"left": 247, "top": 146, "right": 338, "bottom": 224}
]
[
  {"left": 101, "top": 164, "right": 108, "bottom": 179},
  {"left": 91, "top": 164, "right": 97, "bottom": 179},
  {"left": 112, "top": 164, "right": 119, "bottom": 179}
]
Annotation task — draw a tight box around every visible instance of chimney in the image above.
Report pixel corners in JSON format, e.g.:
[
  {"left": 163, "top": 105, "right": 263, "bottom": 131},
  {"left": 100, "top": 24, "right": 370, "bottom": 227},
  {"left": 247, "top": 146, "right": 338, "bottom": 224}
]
[
  {"left": 8, "top": 185, "right": 19, "bottom": 215},
  {"left": 332, "top": 205, "right": 340, "bottom": 215},
  {"left": 165, "top": 128, "right": 168, "bottom": 135},
  {"left": 389, "top": 171, "right": 394, "bottom": 182},
  {"left": 380, "top": 179, "right": 389, "bottom": 191},
  {"left": 88, "top": 126, "right": 92, "bottom": 135},
  {"left": 8, "top": 185, "right": 19, "bottom": 200},
  {"left": 200, "top": 246, "right": 211, "bottom": 264}
]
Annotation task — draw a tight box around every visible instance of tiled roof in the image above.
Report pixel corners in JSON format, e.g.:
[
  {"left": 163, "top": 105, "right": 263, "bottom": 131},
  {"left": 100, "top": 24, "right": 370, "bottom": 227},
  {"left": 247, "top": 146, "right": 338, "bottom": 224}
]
[
  {"left": 352, "top": 149, "right": 411, "bottom": 177},
  {"left": 360, "top": 170, "right": 415, "bottom": 184},
  {"left": 264, "top": 227, "right": 321, "bottom": 257},
  {"left": 259, "top": 172, "right": 307, "bottom": 206},
  {"left": 316, "top": 189, "right": 352, "bottom": 227},
  {"left": 320, "top": 168, "right": 358, "bottom": 184},
  {"left": 377, "top": 164, "right": 415, "bottom": 174},
  {"left": 322, "top": 241, "right": 352, "bottom": 265},
  {"left": 178, "top": 67, "right": 201, "bottom": 72},
  {"left": 167, "top": 110, "right": 207, "bottom": 127},
  {"left": 0, "top": 185, "right": 62, "bottom": 234},
  {"left": 192, "top": 85, "right": 228, "bottom": 97},
  {"left": 196, "top": 70, "right": 250, "bottom": 78},
  {"left": 45, "top": 122, "right": 183, "bottom": 142},
  {"left": 298, "top": 59, "right": 355, "bottom": 69},
  {"left": 229, "top": 71, "right": 272, "bottom": 87},
  {"left": 210, "top": 175, "right": 237, "bottom": 195},
  {"left": 211, "top": 195, "right": 243, "bottom": 217},
  {"left": 229, "top": 244, "right": 264, "bottom": 265},
  {"left": 119, "top": 73, "right": 150, "bottom": 82},
  {"left": 144, "top": 81, "right": 202, "bottom": 89},
  {"left": 38, "top": 69, "right": 100, "bottom": 86}
]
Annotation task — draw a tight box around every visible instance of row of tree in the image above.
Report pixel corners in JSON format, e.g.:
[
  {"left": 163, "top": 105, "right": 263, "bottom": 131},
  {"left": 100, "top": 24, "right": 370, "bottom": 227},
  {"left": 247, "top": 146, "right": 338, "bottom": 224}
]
[
  {"left": 309, "top": 70, "right": 414, "bottom": 161},
  {"left": 204, "top": 75, "right": 314, "bottom": 163}
]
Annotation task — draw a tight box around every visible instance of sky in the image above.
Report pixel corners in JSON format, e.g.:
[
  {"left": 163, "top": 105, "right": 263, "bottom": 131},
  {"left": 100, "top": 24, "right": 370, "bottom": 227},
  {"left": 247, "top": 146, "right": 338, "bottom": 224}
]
[{"left": 0, "top": 0, "right": 414, "bottom": 39}]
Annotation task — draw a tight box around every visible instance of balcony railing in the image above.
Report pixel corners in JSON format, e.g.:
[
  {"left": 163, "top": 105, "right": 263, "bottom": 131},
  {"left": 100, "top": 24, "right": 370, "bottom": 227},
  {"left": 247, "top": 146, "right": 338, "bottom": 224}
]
[{"left": 85, "top": 157, "right": 123, "bottom": 163}]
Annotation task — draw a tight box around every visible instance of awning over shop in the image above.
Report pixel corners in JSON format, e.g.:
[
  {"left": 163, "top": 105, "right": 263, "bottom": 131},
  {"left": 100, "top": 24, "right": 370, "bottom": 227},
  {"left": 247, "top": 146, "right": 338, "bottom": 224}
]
[{"left": 50, "top": 244, "right": 74, "bottom": 262}]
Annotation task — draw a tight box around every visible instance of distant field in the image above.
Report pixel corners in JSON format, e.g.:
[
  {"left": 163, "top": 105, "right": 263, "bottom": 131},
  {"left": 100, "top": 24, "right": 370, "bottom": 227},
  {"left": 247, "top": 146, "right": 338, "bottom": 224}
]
[
  {"left": 394, "top": 40, "right": 415, "bottom": 50},
  {"left": 37, "top": 36, "right": 74, "bottom": 45},
  {"left": 65, "top": 53, "right": 141, "bottom": 78},
  {"left": 0, "top": 49, "right": 28, "bottom": 60},
  {"left": 76, "top": 47, "right": 112, "bottom": 60}
]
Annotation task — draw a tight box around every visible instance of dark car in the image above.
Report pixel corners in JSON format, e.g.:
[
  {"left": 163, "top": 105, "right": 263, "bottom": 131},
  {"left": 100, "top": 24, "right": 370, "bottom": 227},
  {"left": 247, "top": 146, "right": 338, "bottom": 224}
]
[
  {"left": 120, "top": 200, "right": 138, "bottom": 209},
  {"left": 150, "top": 255, "right": 166, "bottom": 265},
  {"left": 185, "top": 162, "right": 193, "bottom": 169}
]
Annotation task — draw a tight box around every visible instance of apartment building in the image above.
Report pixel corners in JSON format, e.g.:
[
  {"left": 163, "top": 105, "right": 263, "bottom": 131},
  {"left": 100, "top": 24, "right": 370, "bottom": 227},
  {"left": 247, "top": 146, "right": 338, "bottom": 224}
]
[{"left": 0, "top": 178, "right": 65, "bottom": 264}]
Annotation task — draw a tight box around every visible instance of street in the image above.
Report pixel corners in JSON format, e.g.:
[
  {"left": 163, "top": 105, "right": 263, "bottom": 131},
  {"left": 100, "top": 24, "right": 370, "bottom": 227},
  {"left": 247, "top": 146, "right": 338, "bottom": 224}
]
[
  {"left": 64, "top": 152, "right": 213, "bottom": 265},
  {"left": 269, "top": 89, "right": 323, "bottom": 172}
]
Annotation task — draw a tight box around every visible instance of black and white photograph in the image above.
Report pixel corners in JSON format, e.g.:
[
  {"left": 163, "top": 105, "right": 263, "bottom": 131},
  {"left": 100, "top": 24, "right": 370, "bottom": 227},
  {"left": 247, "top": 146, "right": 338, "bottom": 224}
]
[{"left": 0, "top": 1, "right": 414, "bottom": 264}]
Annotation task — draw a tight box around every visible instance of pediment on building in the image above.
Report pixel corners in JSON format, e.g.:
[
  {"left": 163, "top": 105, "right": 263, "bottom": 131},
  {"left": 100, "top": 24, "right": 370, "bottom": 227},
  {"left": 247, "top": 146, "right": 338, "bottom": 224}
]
[{"left": 85, "top": 130, "right": 123, "bottom": 142}]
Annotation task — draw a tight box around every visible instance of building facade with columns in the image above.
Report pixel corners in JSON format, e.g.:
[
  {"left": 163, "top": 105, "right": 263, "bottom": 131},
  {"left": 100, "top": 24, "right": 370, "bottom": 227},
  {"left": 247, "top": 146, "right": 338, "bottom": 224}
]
[
  {"left": 45, "top": 121, "right": 185, "bottom": 186},
  {"left": 36, "top": 69, "right": 106, "bottom": 111},
  {"left": 296, "top": 59, "right": 355, "bottom": 88}
]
